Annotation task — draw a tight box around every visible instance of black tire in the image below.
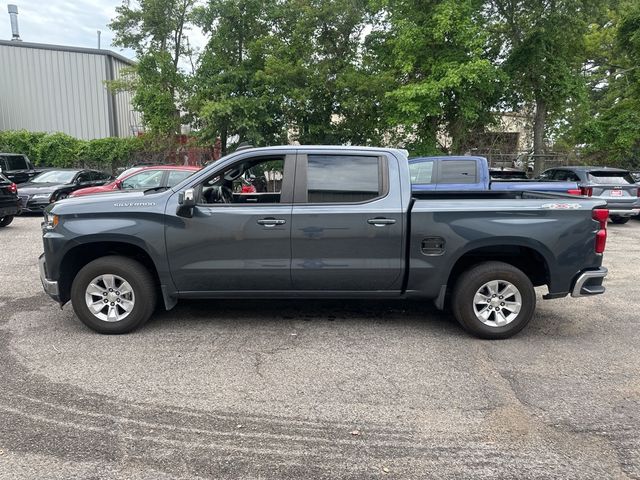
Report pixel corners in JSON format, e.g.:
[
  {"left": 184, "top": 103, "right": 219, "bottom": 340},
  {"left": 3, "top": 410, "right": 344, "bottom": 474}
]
[
  {"left": 451, "top": 261, "right": 536, "bottom": 339},
  {"left": 0, "top": 215, "right": 14, "bottom": 227},
  {"left": 56, "top": 192, "right": 69, "bottom": 201},
  {"left": 610, "top": 216, "right": 629, "bottom": 224},
  {"left": 70, "top": 256, "right": 157, "bottom": 334}
]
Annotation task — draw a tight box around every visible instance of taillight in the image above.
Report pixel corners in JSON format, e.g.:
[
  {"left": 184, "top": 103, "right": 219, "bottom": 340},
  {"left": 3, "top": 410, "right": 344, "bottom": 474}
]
[
  {"left": 9, "top": 182, "right": 17, "bottom": 194},
  {"left": 592, "top": 208, "right": 609, "bottom": 254},
  {"left": 567, "top": 186, "right": 592, "bottom": 196}
]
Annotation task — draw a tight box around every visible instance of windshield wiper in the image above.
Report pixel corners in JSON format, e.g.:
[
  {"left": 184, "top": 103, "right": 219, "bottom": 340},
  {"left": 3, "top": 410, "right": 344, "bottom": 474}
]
[{"left": 143, "top": 186, "right": 170, "bottom": 194}]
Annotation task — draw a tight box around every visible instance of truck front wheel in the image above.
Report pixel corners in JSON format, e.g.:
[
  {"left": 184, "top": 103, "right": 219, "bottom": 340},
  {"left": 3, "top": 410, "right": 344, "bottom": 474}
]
[
  {"left": 0, "top": 215, "right": 14, "bottom": 227},
  {"left": 70, "top": 256, "right": 157, "bottom": 334},
  {"left": 452, "top": 261, "right": 536, "bottom": 339}
]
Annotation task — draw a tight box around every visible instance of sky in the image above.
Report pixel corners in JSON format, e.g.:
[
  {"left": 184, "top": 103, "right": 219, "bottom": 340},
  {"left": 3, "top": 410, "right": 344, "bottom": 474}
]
[{"left": 0, "top": 0, "right": 207, "bottom": 65}]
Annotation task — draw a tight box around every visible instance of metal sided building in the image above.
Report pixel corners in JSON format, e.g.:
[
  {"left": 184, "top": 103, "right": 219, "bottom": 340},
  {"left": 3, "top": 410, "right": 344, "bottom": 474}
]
[{"left": 0, "top": 39, "right": 140, "bottom": 139}]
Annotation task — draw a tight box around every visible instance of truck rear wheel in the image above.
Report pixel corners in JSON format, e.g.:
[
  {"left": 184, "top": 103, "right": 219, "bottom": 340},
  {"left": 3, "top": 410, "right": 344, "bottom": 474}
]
[
  {"left": 70, "top": 256, "right": 157, "bottom": 334},
  {"left": 452, "top": 261, "right": 535, "bottom": 339},
  {"left": 0, "top": 216, "right": 14, "bottom": 227}
]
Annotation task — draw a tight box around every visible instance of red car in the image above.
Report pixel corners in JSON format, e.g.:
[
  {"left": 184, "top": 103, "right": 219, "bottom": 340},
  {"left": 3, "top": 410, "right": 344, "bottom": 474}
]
[{"left": 69, "top": 165, "right": 200, "bottom": 198}]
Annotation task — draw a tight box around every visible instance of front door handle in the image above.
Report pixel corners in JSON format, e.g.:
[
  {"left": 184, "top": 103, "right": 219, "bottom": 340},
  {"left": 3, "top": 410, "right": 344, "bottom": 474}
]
[
  {"left": 257, "top": 218, "right": 286, "bottom": 227},
  {"left": 367, "top": 217, "right": 396, "bottom": 226}
]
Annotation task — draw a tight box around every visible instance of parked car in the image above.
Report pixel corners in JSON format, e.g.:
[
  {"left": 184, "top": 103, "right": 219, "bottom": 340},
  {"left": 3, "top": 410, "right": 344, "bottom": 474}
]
[
  {"left": 18, "top": 169, "right": 112, "bottom": 212},
  {"left": 537, "top": 167, "right": 640, "bottom": 224},
  {"left": 409, "top": 156, "right": 580, "bottom": 193},
  {"left": 0, "top": 173, "right": 21, "bottom": 227},
  {"left": 69, "top": 165, "right": 200, "bottom": 198},
  {"left": 0, "top": 153, "right": 37, "bottom": 184},
  {"left": 40, "top": 146, "right": 608, "bottom": 339}
]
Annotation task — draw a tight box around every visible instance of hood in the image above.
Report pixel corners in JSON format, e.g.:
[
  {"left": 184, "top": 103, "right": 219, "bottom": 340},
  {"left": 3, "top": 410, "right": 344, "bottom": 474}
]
[
  {"left": 18, "top": 182, "right": 69, "bottom": 194},
  {"left": 48, "top": 189, "right": 170, "bottom": 215}
]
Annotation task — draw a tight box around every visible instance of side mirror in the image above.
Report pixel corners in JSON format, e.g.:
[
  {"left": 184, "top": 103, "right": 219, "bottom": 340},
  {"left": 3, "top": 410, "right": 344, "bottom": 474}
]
[
  {"left": 115, "top": 179, "right": 123, "bottom": 189},
  {"left": 177, "top": 188, "right": 196, "bottom": 218},
  {"left": 178, "top": 188, "right": 196, "bottom": 207}
]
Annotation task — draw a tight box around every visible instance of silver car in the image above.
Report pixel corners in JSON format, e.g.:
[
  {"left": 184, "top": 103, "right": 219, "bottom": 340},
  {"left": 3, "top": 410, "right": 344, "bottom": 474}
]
[{"left": 538, "top": 166, "right": 639, "bottom": 224}]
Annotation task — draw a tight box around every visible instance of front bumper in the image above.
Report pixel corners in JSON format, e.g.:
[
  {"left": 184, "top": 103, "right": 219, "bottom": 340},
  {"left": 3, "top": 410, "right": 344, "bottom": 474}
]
[
  {"left": 571, "top": 267, "right": 607, "bottom": 297},
  {"left": 39, "top": 253, "right": 60, "bottom": 300},
  {"left": 608, "top": 208, "right": 640, "bottom": 217}
]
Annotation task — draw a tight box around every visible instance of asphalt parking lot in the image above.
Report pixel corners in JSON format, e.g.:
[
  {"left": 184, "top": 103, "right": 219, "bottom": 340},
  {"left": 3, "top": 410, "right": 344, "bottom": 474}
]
[{"left": 0, "top": 215, "right": 639, "bottom": 479}]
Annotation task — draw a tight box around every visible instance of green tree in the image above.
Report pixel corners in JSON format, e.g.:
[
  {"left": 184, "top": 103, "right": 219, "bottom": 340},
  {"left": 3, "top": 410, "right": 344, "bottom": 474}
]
[
  {"left": 378, "top": 0, "right": 503, "bottom": 155},
  {"left": 109, "top": 0, "right": 196, "bottom": 137},
  {"left": 265, "top": 0, "right": 372, "bottom": 145},
  {"left": 573, "top": 3, "right": 640, "bottom": 166},
  {"left": 190, "top": 0, "right": 287, "bottom": 155},
  {"left": 485, "top": 0, "right": 600, "bottom": 171}
]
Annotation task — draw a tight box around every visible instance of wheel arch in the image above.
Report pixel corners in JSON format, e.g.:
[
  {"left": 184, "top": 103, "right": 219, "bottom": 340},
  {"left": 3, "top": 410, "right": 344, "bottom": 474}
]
[
  {"left": 444, "top": 240, "right": 552, "bottom": 304},
  {"left": 58, "top": 241, "right": 162, "bottom": 306}
]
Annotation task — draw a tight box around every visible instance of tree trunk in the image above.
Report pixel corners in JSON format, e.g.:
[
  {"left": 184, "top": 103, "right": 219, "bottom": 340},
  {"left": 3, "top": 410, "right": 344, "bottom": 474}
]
[
  {"left": 221, "top": 128, "right": 228, "bottom": 157},
  {"left": 532, "top": 97, "right": 546, "bottom": 176}
]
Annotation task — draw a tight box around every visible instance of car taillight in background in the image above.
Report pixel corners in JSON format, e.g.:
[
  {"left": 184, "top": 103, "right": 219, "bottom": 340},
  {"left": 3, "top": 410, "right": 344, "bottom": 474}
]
[
  {"left": 9, "top": 182, "right": 17, "bottom": 194},
  {"left": 567, "top": 186, "right": 593, "bottom": 196},
  {"left": 592, "top": 208, "right": 609, "bottom": 254}
]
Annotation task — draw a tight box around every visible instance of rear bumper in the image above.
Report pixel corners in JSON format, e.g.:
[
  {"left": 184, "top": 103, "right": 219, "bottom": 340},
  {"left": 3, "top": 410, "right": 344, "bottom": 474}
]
[
  {"left": 571, "top": 267, "right": 607, "bottom": 297},
  {"left": 39, "top": 254, "right": 60, "bottom": 300},
  {"left": 0, "top": 204, "right": 20, "bottom": 217},
  {"left": 608, "top": 209, "right": 640, "bottom": 217}
]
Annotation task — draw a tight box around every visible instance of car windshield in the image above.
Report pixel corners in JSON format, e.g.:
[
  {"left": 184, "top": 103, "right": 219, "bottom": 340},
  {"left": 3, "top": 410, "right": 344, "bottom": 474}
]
[
  {"left": 587, "top": 171, "right": 635, "bottom": 184},
  {"left": 31, "top": 170, "right": 78, "bottom": 184}
]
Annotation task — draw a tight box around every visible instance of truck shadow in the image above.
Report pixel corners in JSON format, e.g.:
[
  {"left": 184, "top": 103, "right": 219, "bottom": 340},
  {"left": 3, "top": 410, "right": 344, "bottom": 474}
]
[{"left": 148, "top": 298, "right": 461, "bottom": 335}]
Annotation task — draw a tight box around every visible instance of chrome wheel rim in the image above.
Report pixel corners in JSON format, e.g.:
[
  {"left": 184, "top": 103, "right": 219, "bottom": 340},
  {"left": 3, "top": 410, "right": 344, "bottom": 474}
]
[
  {"left": 473, "top": 280, "right": 522, "bottom": 327},
  {"left": 84, "top": 274, "right": 135, "bottom": 322}
]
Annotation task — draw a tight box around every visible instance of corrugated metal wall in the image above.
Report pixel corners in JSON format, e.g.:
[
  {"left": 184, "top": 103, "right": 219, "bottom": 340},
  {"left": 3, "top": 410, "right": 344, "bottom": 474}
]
[
  {"left": 0, "top": 42, "right": 136, "bottom": 139},
  {"left": 110, "top": 57, "right": 141, "bottom": 137}
]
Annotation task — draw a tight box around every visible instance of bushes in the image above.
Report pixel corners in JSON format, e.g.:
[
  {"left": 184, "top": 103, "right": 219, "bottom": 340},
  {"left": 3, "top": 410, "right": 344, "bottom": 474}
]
[{"left": 0, "top": 130, "right": 149, "bottom": 171}]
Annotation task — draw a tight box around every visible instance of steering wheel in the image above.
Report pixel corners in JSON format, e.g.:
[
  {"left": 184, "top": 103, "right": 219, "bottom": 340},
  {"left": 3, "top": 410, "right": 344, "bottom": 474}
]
[{"left": 219, "top": 186, "right": 233, "bottom": 204}]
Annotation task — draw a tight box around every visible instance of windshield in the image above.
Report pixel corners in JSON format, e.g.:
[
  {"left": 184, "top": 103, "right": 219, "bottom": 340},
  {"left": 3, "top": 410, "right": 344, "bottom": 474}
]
[{"left": 31, "top": 170, "right": 78, "bottom": 184}]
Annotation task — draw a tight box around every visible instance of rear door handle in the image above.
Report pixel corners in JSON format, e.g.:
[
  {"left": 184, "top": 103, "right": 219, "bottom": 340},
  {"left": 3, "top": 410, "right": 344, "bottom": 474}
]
[
  {"left": 257, "top": 218, "right": 286, "bottom": 227},
  {"left": 367, "top": 218, "right": 396, "bottom": 226}
]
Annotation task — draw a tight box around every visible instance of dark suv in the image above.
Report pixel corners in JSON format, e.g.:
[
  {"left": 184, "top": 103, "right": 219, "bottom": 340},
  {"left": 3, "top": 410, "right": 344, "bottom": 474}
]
[
  {"left": 0, "top": 153, "right": 37, "bottom": 184},
  {"left": 538, "top": 166, "right": 639, "bottom": 224},
  {"left": 0, "top": 173, "right": 21, "bottom": 227}
]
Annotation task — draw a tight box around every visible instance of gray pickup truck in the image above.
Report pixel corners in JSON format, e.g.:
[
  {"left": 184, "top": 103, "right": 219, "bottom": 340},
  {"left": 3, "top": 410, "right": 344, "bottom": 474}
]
[{"left": 39, "top": 146, "right": 609, "bottom": 339}]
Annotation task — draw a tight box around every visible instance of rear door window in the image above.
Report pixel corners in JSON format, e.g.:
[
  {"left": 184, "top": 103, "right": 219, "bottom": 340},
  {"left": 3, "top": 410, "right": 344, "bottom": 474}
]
[
  {"left": 305, "top": 155, "right": 383, "bottom": 203},
  {"left": 436, "top": 160, "right": 477, "bottom": 184},
  {"left": 587, "top": 171, "right": 635, "bottom": 184}
]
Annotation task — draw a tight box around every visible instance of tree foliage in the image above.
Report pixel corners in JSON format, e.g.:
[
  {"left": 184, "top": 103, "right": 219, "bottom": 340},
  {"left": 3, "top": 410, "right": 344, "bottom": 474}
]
[
  {"left": 99, "top": 0, "right": 640, "bottom": 163},
  {"left": 109, "top": 0, "right": 196, "bottom": 137}
]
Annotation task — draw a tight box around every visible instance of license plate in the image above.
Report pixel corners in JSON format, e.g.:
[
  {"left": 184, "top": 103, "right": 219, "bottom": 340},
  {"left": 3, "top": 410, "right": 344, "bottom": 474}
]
[{"left": 610, "top": 189, "right": 623, "bottom": 196}]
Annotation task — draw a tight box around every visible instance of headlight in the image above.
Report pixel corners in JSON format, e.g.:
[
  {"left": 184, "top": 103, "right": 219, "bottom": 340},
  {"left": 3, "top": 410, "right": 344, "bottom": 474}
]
[
  {"left": 42, "top": 212, "right": 59, "bottom": 230},
  {"left": 32, "top": 193, "right": 52, "bottom": 200}
]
